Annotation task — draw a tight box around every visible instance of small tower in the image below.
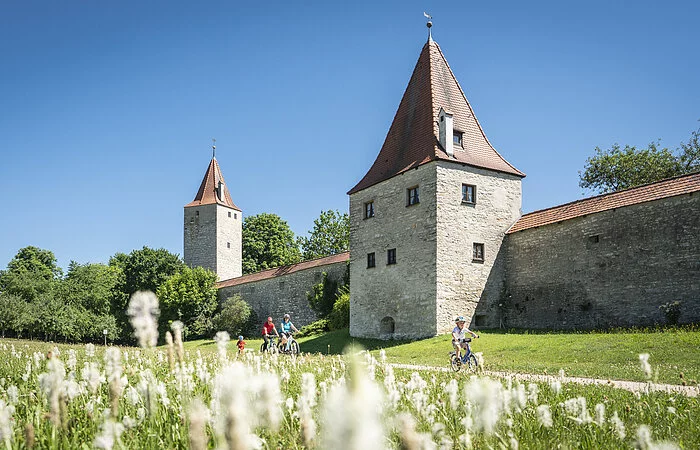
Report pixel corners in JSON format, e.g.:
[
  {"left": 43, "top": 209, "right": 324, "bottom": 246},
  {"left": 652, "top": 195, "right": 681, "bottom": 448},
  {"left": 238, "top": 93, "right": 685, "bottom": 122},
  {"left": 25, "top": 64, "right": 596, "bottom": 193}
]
[{"left": 184, "top": 155, "right": 242, "bottom": 281}]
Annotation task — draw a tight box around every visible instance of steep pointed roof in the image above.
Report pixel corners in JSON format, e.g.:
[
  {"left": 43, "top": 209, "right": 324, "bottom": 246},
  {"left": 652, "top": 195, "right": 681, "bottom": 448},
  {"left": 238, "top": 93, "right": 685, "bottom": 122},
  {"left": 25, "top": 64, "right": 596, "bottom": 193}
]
[
  {"left": 185, "top": 157, "right": 241, "bottom": 210},
  {"left": 348, "top": 39, "right": 524, "bottom": 195}
]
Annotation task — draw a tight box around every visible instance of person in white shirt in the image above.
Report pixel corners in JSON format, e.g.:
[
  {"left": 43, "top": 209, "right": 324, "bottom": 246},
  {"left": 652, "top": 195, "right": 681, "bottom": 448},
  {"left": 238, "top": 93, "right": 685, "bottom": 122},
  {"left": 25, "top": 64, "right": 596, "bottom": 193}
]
[{"left": 452, "top": 316, "right": 479, "bottom": 360}]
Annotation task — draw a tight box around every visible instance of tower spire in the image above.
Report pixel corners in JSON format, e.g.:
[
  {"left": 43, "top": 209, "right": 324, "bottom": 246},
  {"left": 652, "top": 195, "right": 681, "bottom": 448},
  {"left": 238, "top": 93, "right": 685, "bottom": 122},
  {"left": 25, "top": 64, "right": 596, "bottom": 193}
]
[
  {"left": 424, "top": 12, "right": 433, "bottom": 42},
  {"left": 212, "top": 138, "right": 216, "bottom": 158}
]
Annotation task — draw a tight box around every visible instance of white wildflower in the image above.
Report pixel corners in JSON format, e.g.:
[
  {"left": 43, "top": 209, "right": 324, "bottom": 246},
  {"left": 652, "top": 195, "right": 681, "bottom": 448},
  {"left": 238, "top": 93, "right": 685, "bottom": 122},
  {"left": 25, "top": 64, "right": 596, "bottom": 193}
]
[
  {"left": 81, "top": 362, "right": 105, "bottom": 394},
  {"left": 549, "top": 379, "right": 562, "bottom": 395},
  {"left": 445, "top": 379, "right": 459, "bottom": 410},
  {"left": 562, "top": 397, "right": 591, "bottom": 424},
  {"left": 214, "top": 331, "right": 230, "bottom": 362},
  {"left": 85, "top": 343, "right": 96, "bottom": 358},
  {"left": 94, "top": 418, "right": 124, "bottom": 450},
  {"left": 298, "top": 373, "right": 317, "bottom": 447},
  {"left": 0, "top": 399, "right": 13, "bottom": 444},
  {"left": 6, "top": 386, "right": 18, "bottom": 405},
  {"left": 527, "top": 383, "right": 538, "bottom": 404},
  {"left": 38, "top": 357, "right": 66, "bottom": 425},
  {"left": 610, "top": 410, "right": 626, "bottom": 439},
  {"left": 639, "top": 354, "right": 652, "bottom": 379},
  {"left": 127, "top": 291, "right": 160, "bottom": 348},
  {"left": 463, "top": 376, "right": 505, "bottom": 435},
  {"left": 536, "top": 404, "right": 553, "bottom": 428},
  {"left": 594, "top": 403, "right": 605, "bottom": 426}
]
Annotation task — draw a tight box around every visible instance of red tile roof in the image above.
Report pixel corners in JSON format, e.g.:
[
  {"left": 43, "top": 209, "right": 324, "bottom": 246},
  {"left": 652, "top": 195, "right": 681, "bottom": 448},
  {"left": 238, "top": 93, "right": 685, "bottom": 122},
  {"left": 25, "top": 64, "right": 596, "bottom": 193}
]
[
  {"left": 508, "top": 172, "right": 700, "bottom": 234},
  {"left": 348, "top": 39, "right": 524, "bottom": 195},
  {"left": 185, "top": 157, "right": 241, "bottom": 210},
  {"left": 216, "top": 251, "right": 350, "bottom": 287}
]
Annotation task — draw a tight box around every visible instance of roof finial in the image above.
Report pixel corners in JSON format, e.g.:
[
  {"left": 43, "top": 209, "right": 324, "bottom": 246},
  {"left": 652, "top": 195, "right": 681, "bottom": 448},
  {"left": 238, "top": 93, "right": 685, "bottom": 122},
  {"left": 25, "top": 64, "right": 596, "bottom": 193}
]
[
  {"left": 212, "top": 138, "right": 216, "bottom": 158},
  {"left": 423, "top": 12, "right": 433, "bottom": 42}
]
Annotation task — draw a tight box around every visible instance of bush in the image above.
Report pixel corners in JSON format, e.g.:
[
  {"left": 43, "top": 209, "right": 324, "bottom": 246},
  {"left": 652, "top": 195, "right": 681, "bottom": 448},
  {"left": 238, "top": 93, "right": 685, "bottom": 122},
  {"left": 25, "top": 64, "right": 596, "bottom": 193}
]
[
  {"left": 328, "top": 286, "right": 349, "bottom": 330},
  {"left": 659, "top": 301, "right": 682, "bottom": 325},
  {"left": 212, "top": 295, "right": 252, "bottom": 337},
  {"left": 296, "top": 319, "right": 330, "bottom": 338}
]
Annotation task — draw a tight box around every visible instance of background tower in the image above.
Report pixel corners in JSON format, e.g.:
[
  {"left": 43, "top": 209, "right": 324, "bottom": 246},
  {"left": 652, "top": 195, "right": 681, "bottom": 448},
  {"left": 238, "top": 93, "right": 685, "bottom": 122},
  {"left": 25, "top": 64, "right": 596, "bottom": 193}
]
[{"left": 184, "top": 156, "right": 242, "bottom": 281}]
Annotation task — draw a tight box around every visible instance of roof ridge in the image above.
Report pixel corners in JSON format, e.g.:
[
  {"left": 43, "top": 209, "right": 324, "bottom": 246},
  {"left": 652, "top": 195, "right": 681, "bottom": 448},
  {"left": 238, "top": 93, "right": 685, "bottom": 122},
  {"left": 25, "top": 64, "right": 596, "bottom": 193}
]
[{"left": 519, "top": 171, "right": 700, "bottom": 219}]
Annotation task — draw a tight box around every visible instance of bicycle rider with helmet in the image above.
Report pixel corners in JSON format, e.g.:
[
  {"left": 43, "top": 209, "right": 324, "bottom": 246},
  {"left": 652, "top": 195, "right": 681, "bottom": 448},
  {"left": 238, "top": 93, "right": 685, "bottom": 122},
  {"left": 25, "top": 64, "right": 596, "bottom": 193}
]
[
  {"left": 279, "top": 313, "right": 299, "bottom": 351},
  {"left": 262, "top": 316, "right": 279, "bottom": 352},
  {"left": 452, "top": 316, "right": 479, "bottom": 360}
]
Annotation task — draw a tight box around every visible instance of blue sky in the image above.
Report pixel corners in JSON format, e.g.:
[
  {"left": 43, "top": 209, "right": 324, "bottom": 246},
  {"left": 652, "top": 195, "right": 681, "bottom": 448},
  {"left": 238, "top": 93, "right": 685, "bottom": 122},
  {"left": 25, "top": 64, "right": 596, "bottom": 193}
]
[{"left": 1, "top": 0, "right": 698, "bottom": 271}]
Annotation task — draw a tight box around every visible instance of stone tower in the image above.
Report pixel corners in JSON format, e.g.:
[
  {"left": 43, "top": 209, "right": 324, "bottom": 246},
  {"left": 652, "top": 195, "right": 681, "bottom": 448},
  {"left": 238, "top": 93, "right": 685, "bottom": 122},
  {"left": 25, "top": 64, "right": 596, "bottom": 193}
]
[
  {"left": 348, "top": 37, "right": 525, "bottom": 339},
  {"left": 184, "top": 157, "right": 242, "bottom": 281}
]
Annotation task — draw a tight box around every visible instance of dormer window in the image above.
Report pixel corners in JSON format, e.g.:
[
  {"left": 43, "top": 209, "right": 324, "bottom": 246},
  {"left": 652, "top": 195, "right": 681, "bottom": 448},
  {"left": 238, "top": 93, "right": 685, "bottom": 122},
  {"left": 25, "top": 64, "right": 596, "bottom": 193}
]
[{"left": 453, "top": 131, "right": 463, "bottom": 147}]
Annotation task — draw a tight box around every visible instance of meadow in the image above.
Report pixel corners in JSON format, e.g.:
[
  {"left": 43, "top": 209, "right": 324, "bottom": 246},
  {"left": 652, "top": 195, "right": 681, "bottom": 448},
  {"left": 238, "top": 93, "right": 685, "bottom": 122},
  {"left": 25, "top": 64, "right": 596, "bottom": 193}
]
[{"left": 0, "top": 328, "right": 698, "bottom": 449}]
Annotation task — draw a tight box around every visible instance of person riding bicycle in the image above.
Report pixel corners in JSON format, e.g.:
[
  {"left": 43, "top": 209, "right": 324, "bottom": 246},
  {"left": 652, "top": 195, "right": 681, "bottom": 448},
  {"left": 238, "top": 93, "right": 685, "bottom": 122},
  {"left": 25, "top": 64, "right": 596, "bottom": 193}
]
[
  {"left": 261, "top": 316, "right": 279, "bottom": 352},
  {"left": 452, "top": 316, "right": 478, "bottom": 361},
  {"left": 279, "top": 313, "right": 299, "bottom": 351}
]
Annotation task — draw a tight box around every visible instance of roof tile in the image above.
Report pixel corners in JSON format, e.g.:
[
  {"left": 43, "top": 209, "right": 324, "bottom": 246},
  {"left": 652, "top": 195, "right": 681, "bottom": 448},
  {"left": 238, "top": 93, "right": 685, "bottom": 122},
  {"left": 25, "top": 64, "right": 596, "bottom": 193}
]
[{"left": 185, "top": 157, "right": 241, "bottom": 210}]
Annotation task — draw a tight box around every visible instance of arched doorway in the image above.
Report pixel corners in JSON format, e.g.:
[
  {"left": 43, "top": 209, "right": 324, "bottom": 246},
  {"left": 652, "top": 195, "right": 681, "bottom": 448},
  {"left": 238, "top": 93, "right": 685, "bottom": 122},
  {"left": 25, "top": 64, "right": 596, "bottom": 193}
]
[{"left": 380, "top": 316, "right": 395, "bottom": 335}]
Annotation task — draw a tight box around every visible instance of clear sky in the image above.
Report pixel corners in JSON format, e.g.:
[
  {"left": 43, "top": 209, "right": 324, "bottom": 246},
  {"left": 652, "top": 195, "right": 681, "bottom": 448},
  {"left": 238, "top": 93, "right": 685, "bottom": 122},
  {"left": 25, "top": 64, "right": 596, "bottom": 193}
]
[{"left": 1, "top": 0, "right": 698, "bottom": 271}]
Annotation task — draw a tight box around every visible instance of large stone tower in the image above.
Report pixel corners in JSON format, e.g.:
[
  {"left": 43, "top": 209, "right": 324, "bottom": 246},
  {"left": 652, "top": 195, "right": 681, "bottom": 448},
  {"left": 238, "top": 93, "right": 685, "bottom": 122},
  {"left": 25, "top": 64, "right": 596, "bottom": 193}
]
[
  {"left": 348, "top": 36, "right": 525, "bottom": 339},
  {"left": 184, "top": 157, "right": 242, "bottom": 281}
]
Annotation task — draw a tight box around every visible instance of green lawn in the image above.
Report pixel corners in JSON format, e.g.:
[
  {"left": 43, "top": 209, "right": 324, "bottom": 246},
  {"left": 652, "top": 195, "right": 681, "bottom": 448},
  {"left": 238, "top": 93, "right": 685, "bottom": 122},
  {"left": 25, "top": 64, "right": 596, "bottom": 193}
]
[{"left": 183, "top": 327, "right": 700, "bottom": 385}]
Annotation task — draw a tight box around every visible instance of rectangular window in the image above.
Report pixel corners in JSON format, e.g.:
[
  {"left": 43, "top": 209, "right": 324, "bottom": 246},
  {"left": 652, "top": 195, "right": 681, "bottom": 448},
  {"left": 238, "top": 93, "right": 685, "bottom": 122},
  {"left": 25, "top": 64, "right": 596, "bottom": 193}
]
[
  {"left": 473, "top": 243, "right": 484, "bottom": 263},
  {"left": 367, "top": 252, "right": 376, "bottom": 268},
  {"left": 227, "top": 242, "right": 231, "bottom": 249},
  {"left": 407, "top": 186, "right": 420, "bottom": 206},
  {"left": 453, "top": 131, "right": 463, "bottom": 146},
  {"left": 462, "top": 184, "right": 476, "bottom": 204},
  {"left": 387, "top": 248, "right": 396, "bottom": 265},
  {"left": 364, "top": 201, "right": 375, "bottom": 218},
  {"left": 228, "top": 211, "right": 232, "bottom": 218},
  {"left": 234, "top": 213, "right": 237, "bottom": 219}
]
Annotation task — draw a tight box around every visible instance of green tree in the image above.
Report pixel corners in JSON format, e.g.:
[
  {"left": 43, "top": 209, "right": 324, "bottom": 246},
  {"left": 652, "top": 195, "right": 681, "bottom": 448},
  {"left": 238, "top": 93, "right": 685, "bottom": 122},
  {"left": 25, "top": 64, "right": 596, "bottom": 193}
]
[
  {"left": 212, "top": 295, "right": 252, "bottom": 337},
  {"left": 298, "top": 210, "right": 349, "bottom": 260},
  {"left": 242, "top": 213, "right": 301, "bottom": 274},
  {"left": 328, "top": 285, "right": 350, "bottom": 330},
  {"left": 0, "top": 246, "right": 61, "bottom": 301},
  {"left": 156, "top": 266, "right": 219, "bottom": 338},
  {"left": 61, "top": 261, "right": 121, "bottom": 315},
  {"left": 306, "top": 272, "right": 339, "bottom": 318},
  {"left": 110, "top": 247, "right": 185, "bottom": 341},
  {"left": 579, "top": 126, "right": 700, "bottom": 194}
]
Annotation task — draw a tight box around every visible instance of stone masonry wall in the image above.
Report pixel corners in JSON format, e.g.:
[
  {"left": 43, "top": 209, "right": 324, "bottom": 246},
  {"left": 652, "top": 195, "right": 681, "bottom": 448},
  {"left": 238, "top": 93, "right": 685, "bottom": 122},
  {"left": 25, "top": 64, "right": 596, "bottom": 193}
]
[
  {"left": 501, "top": 193, "right": 700, "bottom": 329},
  {"left": 218, "top": 260, "right": 347, "bottom": 330},
  {"left": 435, "top": 162, "right": 522, "bottom": 333},
  {"left": 349, "top": 163, "right": 438, "bottom": 339},
  {"left": 216, "top": 207, "right": 242, "bottom": 281},
  {"left": 184, "top": 204, "right": 217, "bottom": 274}
]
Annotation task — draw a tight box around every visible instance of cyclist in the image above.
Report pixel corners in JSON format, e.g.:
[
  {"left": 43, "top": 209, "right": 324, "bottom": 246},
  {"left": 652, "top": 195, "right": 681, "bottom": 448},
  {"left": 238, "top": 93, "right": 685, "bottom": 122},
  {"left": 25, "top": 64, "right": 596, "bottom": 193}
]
[
  {"left": 261, "top": 316, "right": 279, "bottom": 352},
  {"left": 452, "top": 316, "right": 478, "bottom": 361},
  {"left": 279, "top": 313, "right": 299, "bottom": 351}
]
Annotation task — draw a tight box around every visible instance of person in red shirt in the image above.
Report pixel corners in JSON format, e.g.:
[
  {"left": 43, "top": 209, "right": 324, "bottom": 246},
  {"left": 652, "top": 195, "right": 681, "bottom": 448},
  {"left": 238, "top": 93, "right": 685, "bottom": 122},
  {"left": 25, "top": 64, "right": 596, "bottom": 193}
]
[
  {"left": 236, "top": 335, "right": 246, "bottom": 355},
  {"left": 261, "top": 316, "right": 279, "bottom": 352}
]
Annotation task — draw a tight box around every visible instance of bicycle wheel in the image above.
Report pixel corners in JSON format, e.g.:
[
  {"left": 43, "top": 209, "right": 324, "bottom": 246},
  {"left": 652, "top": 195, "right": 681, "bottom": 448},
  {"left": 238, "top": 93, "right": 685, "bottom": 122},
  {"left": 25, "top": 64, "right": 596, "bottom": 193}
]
[
  {"left": 450, "top": 354, "right": 462, "bottom": 372},
  {"left": 290, "top": 340, "right": 300, "bottom": 355},
  {"left": 269, "top": 342, "right": 278, "bottom": 355},
  {"left": 466, "top": 353, "right": 478, "bottom": 371},
  {"left": 260, "top": 342, "right": 266, "bottom": 353}
]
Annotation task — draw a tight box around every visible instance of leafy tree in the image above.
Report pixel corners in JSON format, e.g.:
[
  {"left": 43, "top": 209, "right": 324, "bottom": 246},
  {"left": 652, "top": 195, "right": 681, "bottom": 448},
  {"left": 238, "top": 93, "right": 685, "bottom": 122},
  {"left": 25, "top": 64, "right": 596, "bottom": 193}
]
[
  {"left": 298, "top": 210, "right": 349, "bottom": 260},
  {"left": 580, "top": 126, "right": 700, "bottom": 194},
  {"left": 328, "top": 285, "right": 350, "bottom": 330},
  {"left": 0, "top": 246, "right": 61, "bottom": 301},
  {"left": 156, "top": 266, "right": 219, "bottom": 338},
  {"left": 110, "top": 247, "right": 185, "bottom": 340},
  {"left": 212, "top": 295, "right": 252, "bottom": 337},
  {"left": 306, "top": 272, "right": 339, "bottom": 318},
  {"left": 61, "top": 262, "right": 121, "bottom": 315},
  {"left": 242, "top": 213, "right": 301, "bottom": 274}
]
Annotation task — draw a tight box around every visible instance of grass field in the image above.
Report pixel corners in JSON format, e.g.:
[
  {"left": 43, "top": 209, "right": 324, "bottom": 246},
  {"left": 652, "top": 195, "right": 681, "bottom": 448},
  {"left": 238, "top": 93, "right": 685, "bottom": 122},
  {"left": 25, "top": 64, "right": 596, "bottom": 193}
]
[{"left": 184, "top": 327, "right": 700, "bottom": 385}]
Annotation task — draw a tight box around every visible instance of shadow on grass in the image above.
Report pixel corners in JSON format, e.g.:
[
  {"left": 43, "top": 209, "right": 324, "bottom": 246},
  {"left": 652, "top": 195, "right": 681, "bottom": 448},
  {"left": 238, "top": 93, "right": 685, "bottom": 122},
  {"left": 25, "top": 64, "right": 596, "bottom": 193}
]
[{"left": 299, "top": 329, "right": 411, "bottom": 355}]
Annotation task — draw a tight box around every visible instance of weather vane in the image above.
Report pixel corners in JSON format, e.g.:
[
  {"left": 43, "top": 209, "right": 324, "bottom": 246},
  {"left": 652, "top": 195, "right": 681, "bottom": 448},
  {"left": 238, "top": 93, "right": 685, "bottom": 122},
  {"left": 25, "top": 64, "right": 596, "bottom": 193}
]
[
  {"left": 212, "top": 138, "right": 216, "bottom": 158},
  {"left": 424, "top": 12, "right": 433, "bottom": 41}
]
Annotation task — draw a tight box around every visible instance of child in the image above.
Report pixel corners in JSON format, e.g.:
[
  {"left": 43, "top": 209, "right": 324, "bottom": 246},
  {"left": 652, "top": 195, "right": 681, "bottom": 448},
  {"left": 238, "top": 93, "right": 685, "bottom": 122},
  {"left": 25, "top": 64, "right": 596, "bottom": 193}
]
[
  {"left": 237, "top": 335, "right": 246, "bottom": 355},
  {"left": 452, "top": 316, "right": 478, "bottom": 360}
]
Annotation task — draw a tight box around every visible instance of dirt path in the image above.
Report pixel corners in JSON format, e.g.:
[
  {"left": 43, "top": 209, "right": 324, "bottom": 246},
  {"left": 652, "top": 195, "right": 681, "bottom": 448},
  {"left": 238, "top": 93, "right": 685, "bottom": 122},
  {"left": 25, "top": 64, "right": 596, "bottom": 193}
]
[{"left": 388, "top": 363, "right": 699, "bottom": 397}]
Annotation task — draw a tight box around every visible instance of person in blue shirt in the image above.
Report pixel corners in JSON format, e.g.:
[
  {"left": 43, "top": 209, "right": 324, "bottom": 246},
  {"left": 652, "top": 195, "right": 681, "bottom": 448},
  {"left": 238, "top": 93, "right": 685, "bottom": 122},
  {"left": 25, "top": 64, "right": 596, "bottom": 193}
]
[{"left": 279, "top": 313, "right": 299, "bottom": 351}]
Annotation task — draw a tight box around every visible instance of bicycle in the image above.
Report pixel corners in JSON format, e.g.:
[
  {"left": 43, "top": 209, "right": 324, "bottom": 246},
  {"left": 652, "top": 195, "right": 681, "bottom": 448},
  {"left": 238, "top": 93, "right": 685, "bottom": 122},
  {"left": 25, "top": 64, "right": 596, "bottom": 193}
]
[
  {"left": 278, "top": 332, "right": 300, "bottom": 355},
  {"left": 260, "top": 335, "right": 279, "bottom": 354},
  {"left": 449, "top": 337, "right": 478, "bottom": 372}
]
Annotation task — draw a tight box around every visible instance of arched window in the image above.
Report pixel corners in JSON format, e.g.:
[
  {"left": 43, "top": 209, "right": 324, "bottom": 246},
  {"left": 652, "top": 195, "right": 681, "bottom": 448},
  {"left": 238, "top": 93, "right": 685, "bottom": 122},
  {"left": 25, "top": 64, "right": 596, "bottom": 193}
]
[{"left": 380, "top": 316, "right": 395, "bottom": 335}]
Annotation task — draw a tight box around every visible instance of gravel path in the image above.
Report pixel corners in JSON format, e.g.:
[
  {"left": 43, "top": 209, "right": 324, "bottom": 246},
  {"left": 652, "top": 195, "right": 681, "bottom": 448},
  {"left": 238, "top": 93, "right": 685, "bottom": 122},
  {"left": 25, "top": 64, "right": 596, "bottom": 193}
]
[{"left": 389, "top": 363, "right": 699, "bottom": 397}]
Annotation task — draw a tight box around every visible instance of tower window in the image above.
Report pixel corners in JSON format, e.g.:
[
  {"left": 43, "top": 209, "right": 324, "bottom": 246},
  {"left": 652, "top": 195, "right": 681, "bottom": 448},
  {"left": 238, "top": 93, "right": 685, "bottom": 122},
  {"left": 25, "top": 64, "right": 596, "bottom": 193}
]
[
  {"left": 195, "top": 211, "right": 199, "bottom": 217},
  {"left": 364, "top": 201, "right": 375, "bottom": 219},
  {"left": 227, "top": 242, "right": 231, "bottom": 249},
  {"left": 234, "top": 213, "right": 237, "bottom": 219},
  {"left": 387, "top": 248, "right": 396, "bottom": 265},
  {"left": 462, "top": 184, "right": 476, "bottom": 204},
  {"left": 367, "top": 252, "right": 376, "bottom": 268},
  {"left": 473, "top": 243, "right": 484, "bottom": 263},
  {"left": 407, "top": 186, "right": 419, "bottom": 206},
  {"left": 453, "top": 131, "right": 463, "bottom": 147},
  {"left": 228, "top": 212, "right": 232, "bottom": 218}
]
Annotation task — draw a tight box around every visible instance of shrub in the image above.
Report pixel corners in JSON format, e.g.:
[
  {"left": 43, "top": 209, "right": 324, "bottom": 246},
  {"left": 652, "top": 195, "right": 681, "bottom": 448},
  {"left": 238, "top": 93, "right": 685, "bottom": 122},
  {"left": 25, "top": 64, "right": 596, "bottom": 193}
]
[
  {"left": 296, "top": 319, "right": 330, "bottom": 338},
  {"left": 328, "top": 286, "right": 349, "bottom": 330},
  {"left": 212, "top": 295, "right": 252, "bottom": 337},
  {"left": 659, "top": 301, "right": 682, "bottom": 325}
]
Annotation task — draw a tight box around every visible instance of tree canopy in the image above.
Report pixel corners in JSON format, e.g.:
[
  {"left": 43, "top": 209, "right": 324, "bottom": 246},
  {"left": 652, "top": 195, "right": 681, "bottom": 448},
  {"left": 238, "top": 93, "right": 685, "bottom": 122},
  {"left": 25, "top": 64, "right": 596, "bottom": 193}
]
[
  {"left": 298, "top": 209, "right": 349, "bottom": 261},
  {"left": 242, "top": 213, "right": 301, "bottom": 274},
  {"left": 579, "top": 126, "right": 700, "bottom": 194}
]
